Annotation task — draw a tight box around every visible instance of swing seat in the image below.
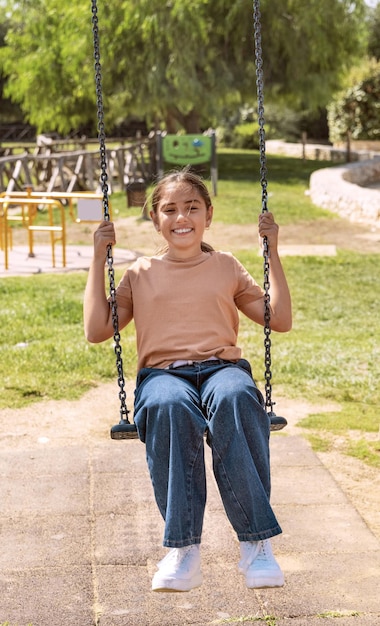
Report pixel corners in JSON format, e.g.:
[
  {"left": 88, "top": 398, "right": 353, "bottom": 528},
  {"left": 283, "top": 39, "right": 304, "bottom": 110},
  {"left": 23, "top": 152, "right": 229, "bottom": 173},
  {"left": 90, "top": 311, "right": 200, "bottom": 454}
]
[
  {"left": 267, "top": 412, "right": 287, "bottom": 431},
  {"left": 110, "top": 421, "right": 139, "bottom": 439},
  {"left": 110, "top": 412, "right": 287, "bottom": 440}
]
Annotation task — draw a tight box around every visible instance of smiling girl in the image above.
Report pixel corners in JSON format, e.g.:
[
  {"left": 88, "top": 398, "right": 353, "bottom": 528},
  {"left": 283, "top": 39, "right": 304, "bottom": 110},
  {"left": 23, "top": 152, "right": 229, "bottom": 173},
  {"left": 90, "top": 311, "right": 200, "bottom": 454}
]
[{"left": 84, "top": 168, "right": 292, "bottom": 593}]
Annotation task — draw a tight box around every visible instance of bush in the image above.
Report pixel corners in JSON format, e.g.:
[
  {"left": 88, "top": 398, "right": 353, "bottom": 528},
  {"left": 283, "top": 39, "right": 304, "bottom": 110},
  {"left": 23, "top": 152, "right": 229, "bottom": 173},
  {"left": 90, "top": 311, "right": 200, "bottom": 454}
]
[
  {"left": 328, "top": 69, "right": 380, "bottom": 143},
  {"left": 234, "top": 122, "right": 261, "bottom": 149},
  {"left": 217, "top": 103, "right": 301, "bottom": 149}
]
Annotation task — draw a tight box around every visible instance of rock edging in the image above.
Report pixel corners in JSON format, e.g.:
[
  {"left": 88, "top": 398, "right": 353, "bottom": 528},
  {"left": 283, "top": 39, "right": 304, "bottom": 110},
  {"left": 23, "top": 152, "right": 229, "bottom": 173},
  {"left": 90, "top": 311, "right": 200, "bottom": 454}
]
[{"left": 309, "top": 157, "right": 380, "bottom": 224}]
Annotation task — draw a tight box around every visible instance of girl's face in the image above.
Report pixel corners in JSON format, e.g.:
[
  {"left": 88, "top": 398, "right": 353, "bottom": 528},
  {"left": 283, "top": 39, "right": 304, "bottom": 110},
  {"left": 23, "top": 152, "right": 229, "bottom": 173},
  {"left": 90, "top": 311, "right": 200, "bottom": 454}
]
[{"left": 151, "top": 182, "right": 213, "bottom": 259}]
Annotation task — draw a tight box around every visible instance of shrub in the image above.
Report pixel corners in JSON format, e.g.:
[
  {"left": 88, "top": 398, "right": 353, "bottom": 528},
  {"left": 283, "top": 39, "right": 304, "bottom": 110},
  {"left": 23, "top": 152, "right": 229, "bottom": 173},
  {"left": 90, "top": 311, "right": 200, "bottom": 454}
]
[{"left": 328, "top": 70, "right": 380, "bottom": 143}]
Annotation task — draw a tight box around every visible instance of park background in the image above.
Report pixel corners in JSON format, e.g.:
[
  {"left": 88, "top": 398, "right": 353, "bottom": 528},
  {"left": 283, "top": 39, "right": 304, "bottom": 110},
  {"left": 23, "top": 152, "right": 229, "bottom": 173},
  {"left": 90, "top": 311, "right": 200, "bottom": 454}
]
[{"left": 0, "top": 2, "right": 379, "bottom": 624}]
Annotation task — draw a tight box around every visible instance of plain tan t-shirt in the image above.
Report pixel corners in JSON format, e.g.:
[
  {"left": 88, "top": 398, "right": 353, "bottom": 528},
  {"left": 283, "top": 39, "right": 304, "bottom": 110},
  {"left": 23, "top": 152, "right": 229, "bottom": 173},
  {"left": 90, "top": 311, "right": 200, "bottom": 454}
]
[{"left": 114, "top": 250, "right": 264, "bottom": 370}]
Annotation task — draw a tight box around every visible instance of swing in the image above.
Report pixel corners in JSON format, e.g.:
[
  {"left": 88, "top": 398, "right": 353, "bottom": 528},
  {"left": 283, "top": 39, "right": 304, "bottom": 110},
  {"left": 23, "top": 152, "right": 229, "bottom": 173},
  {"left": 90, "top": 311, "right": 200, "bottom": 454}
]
[{"left": 90, "top": 0, "right": 287, "bottom": 439}]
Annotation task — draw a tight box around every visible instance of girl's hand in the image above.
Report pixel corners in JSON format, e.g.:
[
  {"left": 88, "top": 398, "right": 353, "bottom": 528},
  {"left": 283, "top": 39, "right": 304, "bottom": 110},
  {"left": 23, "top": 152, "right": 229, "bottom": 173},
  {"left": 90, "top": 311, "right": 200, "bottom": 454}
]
[
  {"left": 258, "top": 212, "right": 279, "bottom": 251},
  {"left": 93, "top": 220, "right": 116, "bottom": 258}
]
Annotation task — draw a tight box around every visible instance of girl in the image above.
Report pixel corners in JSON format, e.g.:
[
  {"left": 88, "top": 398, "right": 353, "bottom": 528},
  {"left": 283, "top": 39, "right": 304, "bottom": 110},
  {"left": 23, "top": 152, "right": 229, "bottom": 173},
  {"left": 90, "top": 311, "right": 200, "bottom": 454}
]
[{"left": 84, "top": 168, "right": 292, "bottom": 592}]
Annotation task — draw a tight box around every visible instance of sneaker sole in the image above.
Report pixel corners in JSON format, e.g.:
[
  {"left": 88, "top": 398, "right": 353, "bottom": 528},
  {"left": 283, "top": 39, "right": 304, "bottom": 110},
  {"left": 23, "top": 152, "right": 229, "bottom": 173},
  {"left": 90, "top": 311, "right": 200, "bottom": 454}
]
[
  {"left": 246, "top": 574, "right": 285, "bottom": 589},
  {"left": 152, "top": 573, "right": 203, "bottom": 593}
]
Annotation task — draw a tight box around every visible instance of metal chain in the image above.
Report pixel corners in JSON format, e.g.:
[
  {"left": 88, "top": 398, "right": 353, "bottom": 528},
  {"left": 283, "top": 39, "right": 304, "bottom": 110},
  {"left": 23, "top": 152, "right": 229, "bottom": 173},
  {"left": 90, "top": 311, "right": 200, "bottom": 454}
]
[
  {"left": 91, "top": 0, "right": 129, "bottom": 423},
  {"left": 253, "top": 0, "right": 274, "bottom": 413}
]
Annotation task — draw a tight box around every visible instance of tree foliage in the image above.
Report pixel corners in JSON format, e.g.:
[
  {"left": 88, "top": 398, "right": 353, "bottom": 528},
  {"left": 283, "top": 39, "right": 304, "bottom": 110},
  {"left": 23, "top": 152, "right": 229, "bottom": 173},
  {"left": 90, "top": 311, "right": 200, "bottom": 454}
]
[
  {"left": 368, "top": 2, "right": 380, "bottom": 60},
  {"left": 0, "top": 0, "right": 368, "bottom": 134},
  {"left": 327, "top": 62, "right": 380, "bottom": 143}
]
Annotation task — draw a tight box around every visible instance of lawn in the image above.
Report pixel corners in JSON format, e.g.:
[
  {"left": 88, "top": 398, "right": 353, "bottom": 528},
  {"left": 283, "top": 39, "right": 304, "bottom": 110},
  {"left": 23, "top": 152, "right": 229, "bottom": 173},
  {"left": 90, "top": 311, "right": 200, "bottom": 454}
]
[{"left": 1, "top": 149, "right": 379, "bottom": 467}]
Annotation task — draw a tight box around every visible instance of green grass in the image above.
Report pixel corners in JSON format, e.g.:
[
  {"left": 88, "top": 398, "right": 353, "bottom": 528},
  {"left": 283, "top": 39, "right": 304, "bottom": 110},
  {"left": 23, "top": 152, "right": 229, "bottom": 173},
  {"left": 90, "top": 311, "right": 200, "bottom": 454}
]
[
  {"left": 212, "top": 616, "right": 277, "bottom": 625},
  {"left": 1, "top": 149, "right": 379, "bottom": 468},
  {"left": 213, "top": 149, "right": 336, "bottom": 225},
  {"left": 317, "top": 611, "right": 360, "bottom": 619},
  {"left": 0, "top": 272, "right": 136, "bottom": 408}
]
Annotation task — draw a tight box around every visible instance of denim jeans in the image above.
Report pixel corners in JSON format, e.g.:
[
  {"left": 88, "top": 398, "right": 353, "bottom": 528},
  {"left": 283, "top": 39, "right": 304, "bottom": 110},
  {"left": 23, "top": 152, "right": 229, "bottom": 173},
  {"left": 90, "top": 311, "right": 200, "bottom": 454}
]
[{"left": 133, "top": 359, "right": 282, "bottom": 548}]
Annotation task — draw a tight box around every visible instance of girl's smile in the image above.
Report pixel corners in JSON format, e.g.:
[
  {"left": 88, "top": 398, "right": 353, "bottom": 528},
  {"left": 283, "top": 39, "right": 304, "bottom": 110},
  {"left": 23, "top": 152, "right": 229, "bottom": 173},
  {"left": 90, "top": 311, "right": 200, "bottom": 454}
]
[{"left": 151, "top": 182, "right": 213, "bottom": 258}]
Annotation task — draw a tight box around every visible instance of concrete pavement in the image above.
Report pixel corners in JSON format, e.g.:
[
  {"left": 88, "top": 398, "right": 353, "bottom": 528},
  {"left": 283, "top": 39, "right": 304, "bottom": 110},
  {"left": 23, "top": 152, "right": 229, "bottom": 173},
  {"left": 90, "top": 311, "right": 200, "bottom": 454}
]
[
  {"left": 0, "top": 244, "right": 137, "bottom": 278},
  {"left": 0, "top": 380, "right": 379, "bottom": 626}
]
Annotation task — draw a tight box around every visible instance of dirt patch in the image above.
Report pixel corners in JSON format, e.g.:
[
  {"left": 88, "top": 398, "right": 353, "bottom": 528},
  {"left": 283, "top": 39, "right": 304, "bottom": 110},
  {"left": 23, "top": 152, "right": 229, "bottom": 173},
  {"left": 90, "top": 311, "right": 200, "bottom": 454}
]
[
  {"left": 10, "top": 203, "right": 380, "bottom": 255},
  {"left": 73, "top": 213, "right": 380, "bottom": 256}
]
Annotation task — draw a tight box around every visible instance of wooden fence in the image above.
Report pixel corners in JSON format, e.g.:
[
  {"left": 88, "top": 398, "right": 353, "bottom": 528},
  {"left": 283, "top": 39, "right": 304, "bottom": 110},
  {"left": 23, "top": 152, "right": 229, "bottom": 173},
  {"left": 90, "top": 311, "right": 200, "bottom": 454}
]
[{"left": 0, "top": 136, "right": 156, "bottom": 195}]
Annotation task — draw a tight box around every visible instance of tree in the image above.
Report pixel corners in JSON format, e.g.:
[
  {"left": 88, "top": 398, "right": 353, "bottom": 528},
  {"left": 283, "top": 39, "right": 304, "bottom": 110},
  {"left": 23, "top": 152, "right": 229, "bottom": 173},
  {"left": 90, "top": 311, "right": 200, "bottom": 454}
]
[
  {"left": 368, "top": 2, "right": 380, "bottom": 60},
  {"left": 0, "top": 0, "right": 368, "bottom": 134},
  {"left": 327, "top": 62, "right": 380, "bottom": 143},
  {"left": 0, "top": 0, "right": 96, "bottom": 133}
]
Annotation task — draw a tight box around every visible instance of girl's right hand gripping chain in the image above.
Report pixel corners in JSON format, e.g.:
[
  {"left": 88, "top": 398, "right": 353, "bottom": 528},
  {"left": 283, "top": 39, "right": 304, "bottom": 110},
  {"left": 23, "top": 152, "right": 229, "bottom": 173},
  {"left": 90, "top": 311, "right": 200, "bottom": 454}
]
[{"left": 93, "top": 220, "right": 116, "bottom": 260}]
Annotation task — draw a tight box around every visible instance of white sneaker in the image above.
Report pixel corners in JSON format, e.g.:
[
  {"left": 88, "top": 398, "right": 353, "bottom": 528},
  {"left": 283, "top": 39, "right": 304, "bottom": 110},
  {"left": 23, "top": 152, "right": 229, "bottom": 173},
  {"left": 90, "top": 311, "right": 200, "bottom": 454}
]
[
  {"left": 152, "top": 544, "right": 202, "bottom": 592},
  {"left": 238, "top": 539, "right": 284, "bottom": 589}
]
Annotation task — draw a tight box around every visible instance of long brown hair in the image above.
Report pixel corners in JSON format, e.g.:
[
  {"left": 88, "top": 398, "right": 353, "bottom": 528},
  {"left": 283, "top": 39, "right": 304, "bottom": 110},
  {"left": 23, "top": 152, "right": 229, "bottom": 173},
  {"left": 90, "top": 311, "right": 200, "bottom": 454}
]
[{"left": 151, "top": 167, "right": 214, "bottom": 253}]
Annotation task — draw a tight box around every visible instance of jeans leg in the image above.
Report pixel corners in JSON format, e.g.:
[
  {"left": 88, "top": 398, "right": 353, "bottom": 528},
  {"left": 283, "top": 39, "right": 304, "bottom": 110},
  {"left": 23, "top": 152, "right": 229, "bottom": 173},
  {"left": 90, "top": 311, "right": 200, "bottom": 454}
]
[
  {"left": 201, "top": 362, "right": 282, "bottom": 541},
  {"left": 134, "top": 369, "right": 207, "bottom": 548}
]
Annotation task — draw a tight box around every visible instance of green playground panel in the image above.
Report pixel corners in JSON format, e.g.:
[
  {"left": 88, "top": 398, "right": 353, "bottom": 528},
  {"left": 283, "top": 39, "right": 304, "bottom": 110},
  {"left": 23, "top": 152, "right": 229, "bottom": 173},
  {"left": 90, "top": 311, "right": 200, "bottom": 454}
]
[{"left": 162, "top": 135, "right": 213, "bottom": 165}]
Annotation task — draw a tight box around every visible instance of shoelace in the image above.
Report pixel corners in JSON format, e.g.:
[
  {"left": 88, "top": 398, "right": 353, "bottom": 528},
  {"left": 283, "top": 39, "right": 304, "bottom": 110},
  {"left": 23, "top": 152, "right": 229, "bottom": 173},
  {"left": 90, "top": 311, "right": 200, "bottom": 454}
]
[
  {"left": 159, "top": 545, "right": 195, "bottom": 568},
  {"left": 240, "top": 541, "right": 262, "bottom": 570},
  {"left": 254, "top": 541, "right": 270, "bottom": 563}
]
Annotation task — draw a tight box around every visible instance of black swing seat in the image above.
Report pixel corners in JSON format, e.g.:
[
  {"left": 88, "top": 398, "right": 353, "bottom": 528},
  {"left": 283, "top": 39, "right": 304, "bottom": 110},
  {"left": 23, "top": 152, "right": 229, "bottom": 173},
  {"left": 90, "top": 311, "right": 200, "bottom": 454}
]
[
  {"left": 110, "top": 412, "right": 287, "bottom": 440},
  {"left": 267, "top": 412, "right": 288, "bottom": 431},
  {"left": 110, "top": 422, "right": 139, "bottom": 439}
]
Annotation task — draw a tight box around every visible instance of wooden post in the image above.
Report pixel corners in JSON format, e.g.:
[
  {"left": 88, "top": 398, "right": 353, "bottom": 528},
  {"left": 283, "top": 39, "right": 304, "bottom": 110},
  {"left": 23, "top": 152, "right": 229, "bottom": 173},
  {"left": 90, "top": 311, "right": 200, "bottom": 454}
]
[
  {"left": 346, "top": 131, "right": 352, "bottom": 163},
  {"left": 302, "top": 132, "right": 307, "bottom": 161}
]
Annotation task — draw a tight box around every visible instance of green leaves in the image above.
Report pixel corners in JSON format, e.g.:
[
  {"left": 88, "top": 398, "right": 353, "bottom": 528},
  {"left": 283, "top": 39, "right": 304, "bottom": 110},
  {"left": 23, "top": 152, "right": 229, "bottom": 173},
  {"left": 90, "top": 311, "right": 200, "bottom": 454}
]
[
  {"left": 0, "top": 0, "right": 369, "bottom": 133},
  {"left": 328, "top": 64, "right": 380, "bottom": 142}
]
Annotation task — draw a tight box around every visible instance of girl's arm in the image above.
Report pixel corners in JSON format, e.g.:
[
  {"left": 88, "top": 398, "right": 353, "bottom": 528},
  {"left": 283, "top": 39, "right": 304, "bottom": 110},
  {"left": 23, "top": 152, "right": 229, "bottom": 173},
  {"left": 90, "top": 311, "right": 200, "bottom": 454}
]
[
  {"left": 83, "top": 221, "right": 130, "bottom": 343},
  {"left": 244, "top": 212, "right": 292, "bottom": 333}
]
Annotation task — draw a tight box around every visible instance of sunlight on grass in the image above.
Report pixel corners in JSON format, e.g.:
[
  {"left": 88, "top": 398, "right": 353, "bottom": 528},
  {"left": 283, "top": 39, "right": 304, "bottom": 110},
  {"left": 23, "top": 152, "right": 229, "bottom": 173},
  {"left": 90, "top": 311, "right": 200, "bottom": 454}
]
[
  {"left": 317, "top": 611, "right": 360, "bottom": 618},
  {"left": 212, "top": 616, "right": 277, "bottom": 625},
  {"left": 305, "top": 434, "right": 334, "bottom": 453},
  {"left": 299, "top": 404, "right": 379, "bottom": 433},
  {"left": 346, "top": 439, "right": 380, "bottom": 468},
  {"left": 300, "top": 402, "right": 380, "bottom": 468},
  {"left": 212, "top": 151, "right": 335, "bottom": 225}
]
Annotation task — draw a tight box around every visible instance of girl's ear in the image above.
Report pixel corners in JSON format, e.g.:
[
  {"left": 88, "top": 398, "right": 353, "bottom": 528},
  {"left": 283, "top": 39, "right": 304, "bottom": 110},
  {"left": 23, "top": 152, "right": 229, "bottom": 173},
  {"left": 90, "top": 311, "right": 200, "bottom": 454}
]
[
  {"left": 150, "top": 210, "right": 160, "bottom": 232},
  {"left": 206, "top": 205, "right": 214, "bottom": 227}
]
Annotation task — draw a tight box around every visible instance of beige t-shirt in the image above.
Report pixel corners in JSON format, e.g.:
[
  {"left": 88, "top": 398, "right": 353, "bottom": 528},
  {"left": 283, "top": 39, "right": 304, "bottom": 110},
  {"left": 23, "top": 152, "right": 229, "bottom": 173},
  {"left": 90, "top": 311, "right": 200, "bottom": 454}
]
[{"left": 115, "top": 250, "right": 264, "bottom": 370}]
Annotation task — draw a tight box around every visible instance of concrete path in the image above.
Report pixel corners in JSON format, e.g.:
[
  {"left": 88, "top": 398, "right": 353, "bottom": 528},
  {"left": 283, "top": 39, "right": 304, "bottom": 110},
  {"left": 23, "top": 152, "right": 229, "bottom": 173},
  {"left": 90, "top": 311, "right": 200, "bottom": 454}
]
[
  {"left": 0, "top": 381, "right": 379, "bottom": 626},
  {"left": 0, "top": 244, "right": 137, "bottom": 278}
]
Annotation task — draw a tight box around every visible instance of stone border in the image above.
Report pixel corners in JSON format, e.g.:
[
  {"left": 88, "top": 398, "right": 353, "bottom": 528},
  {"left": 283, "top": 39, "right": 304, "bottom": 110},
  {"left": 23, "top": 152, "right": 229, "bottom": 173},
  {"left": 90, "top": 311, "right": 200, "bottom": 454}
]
[
  {"left": 265, "top": 140, "right": 380, "bottom": 224},
  {"left": 309, "top": 157, "right": 380, "bottom": 224}
]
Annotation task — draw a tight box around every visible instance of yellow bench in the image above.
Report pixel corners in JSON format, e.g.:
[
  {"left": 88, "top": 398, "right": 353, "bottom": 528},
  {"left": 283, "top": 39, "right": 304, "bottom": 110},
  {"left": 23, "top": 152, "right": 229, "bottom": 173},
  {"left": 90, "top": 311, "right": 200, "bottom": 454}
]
[
  {"left": 0, "top": 197, "right": 66, "bottom": 270},
  {"left": 0, "top": 191, "right": 110, "bottom": 270}
]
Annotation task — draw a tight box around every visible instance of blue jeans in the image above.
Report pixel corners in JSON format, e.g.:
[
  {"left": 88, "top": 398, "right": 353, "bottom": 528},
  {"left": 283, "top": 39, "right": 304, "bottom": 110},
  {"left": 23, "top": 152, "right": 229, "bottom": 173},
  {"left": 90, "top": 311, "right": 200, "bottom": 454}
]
[{"left": 133, "top": 359, "right": 282, "bottom": 548}]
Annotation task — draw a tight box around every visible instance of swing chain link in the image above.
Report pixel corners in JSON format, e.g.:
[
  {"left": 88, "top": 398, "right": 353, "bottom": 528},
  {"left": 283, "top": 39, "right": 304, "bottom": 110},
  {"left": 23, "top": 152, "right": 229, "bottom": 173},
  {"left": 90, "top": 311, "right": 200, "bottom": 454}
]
[
  {"left": 91, "top": 0, "right": 129, "bottom": 422},
  {"left": 253, "top": 0, "right": 273, "bottom": 413}
]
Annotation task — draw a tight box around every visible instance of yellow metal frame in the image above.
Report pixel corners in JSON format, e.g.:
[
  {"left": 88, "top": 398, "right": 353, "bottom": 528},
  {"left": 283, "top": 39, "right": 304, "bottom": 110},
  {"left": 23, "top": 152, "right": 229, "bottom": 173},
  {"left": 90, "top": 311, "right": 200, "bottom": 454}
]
[
  {"left": 1, "top": 190, "right": 110, "bottom": 270},
  {"left": 0, "top": 196, "right": 66, "bottom": 270}
]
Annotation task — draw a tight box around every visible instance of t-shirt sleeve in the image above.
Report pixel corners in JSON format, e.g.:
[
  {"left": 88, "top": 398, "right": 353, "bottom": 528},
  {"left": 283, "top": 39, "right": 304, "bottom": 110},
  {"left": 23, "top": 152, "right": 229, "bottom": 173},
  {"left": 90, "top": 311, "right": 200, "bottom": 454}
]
[
  {"left": 110, "top": 269, "right": 133, "bottom": 318},
  {"left": 233, "top": 257, "right": 264, "bottom": 310}
]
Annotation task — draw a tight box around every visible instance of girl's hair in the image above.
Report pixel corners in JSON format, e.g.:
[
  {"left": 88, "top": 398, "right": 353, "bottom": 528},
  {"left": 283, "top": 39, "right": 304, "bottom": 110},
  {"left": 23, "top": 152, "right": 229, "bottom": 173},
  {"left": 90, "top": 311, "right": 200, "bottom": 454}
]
[{"left": 151, "top": 167, "right": 214, "bottom": 253}]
